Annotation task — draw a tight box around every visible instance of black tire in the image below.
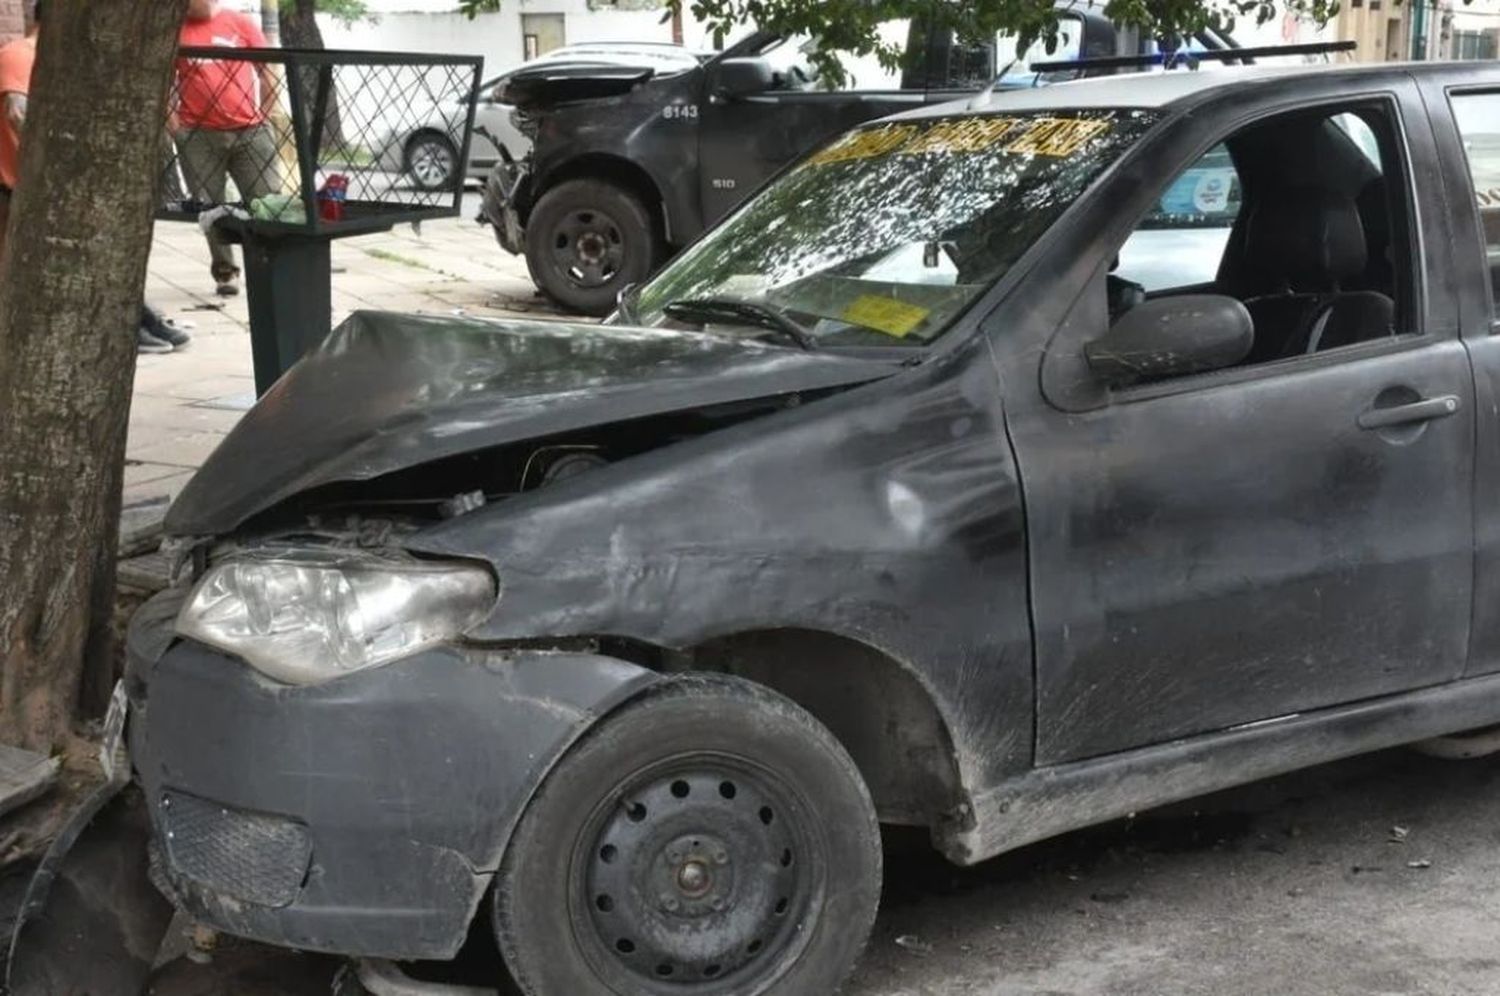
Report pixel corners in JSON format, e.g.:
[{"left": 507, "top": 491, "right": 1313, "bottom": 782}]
[
  {"left": 404, "top": 131, "right": 459, "bottom": 192},
  {"left": 524, "top": 178, "right": 664, "bottom": 317},
  {"left": 495, "top": 674, "right": 882, "bottom": 996}
]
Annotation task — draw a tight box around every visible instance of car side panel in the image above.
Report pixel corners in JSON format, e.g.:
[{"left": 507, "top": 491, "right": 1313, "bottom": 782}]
[{"left": 408, "top": 341, "right": 1037, "bottom": 797}]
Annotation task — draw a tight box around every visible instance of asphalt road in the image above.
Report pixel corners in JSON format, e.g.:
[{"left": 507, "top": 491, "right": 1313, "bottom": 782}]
[{"left": 130, "top": 746, "right": 1500, "bottom": 996}]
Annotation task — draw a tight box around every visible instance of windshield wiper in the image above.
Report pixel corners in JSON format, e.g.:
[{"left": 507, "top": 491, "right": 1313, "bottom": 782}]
[{"left": 663, "top": 297, "right": 819, "bottom": 351}]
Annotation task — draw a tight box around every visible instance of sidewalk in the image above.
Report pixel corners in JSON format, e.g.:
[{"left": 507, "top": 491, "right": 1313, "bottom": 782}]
[{"left": 127, "top": 212, "right": 564, "bottom": 510}]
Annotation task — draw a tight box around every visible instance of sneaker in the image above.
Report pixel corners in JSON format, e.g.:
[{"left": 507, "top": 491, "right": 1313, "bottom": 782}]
[
  {"left": 136, "top": 326, "right": 172, "bottom": 354},
  {"left": 215, "top": 279, "right": 240, "bottom": 298},
  {"left": 142, "top": 309, "right": 191, "bottom": 350}
]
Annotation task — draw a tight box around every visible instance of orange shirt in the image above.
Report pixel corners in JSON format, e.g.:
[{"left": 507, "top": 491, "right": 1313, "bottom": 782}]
[
  {"left": 0, "top": 35, "right": 36, "bottom": 190},
  {"left": 176, "top": 9, "right": 268, "bottom": 131}
]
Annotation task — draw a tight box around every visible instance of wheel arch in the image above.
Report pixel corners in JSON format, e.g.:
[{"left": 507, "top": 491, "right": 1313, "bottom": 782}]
[
  {"left": 530, "top": 153, "right": 670, "bottom": 242},
  {"left": 682, "top": 628, "right": 969, "bottom": 831}
]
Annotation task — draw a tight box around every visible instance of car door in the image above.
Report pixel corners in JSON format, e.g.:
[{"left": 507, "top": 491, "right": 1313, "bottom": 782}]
[
  {"left": 1428, "top": 80, "right": 1500, "bottom": 678},
  {"left": 696, "top": 33, "right": 937, "bottom": 227},
  {"left": 1005, "top": 88, "right": 1476, "bottom": 764}
]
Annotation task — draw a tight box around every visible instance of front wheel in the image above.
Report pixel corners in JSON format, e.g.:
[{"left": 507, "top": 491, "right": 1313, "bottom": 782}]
[
  {"left": 495, "top": 674, "right": 882, "bottom": 996},
  {"left": 524, "top": 178, "right": 664, "bottom": 317}
]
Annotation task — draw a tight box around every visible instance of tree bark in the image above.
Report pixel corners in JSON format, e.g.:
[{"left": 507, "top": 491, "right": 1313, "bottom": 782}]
[
  {"left": 280, "top": 0, "right": 344, "bottom": 152},
  {"left": 278, "top": 0, "right": 324, "bottom": 50},
  {"left": 0, "top": 0, "right": 190, "bottom": 752}
]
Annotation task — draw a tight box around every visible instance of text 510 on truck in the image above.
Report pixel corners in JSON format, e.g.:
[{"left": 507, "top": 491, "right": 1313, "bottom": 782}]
[{"left": 14, "top": 55, "right": 1500, "bottom": 996}]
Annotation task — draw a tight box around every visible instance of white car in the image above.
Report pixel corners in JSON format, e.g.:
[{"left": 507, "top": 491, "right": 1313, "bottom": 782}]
[{"left": 378, "top": 42, "right": 707, "bottom": 192}]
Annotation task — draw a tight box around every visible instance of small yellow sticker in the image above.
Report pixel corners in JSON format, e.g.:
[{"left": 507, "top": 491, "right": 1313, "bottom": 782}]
[
  {"left": 842, "top": 295, "right": 931, "bottom": 338},
  {"left": 1005, "top": 117, "right": 1112, "bottom": 157}
]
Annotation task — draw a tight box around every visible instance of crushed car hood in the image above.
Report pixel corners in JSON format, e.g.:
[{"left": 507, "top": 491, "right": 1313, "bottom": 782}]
[
  {"left": 500, "top": 64, "right": 660, "bottom": 111},
  {"left": 165, "top": 311, "right": 902, "bottom": 536}
]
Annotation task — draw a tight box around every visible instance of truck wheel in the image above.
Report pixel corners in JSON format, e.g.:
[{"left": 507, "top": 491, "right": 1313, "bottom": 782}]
[
  {"left": 525, "top": 179, "right": 664, "bottom": 317},
  {"left": 495, "top": 674, "right": 882, "bottom": 996}
]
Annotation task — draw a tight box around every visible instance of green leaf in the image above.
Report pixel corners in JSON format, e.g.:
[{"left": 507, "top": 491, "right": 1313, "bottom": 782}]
[{"left": 456, "top": 0, "right": 1347, "bottom": 66}]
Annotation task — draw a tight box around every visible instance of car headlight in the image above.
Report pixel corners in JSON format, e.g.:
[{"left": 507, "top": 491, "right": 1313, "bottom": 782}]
[{"left": 176, "top": 552, "right": 497, "bottom": 686}]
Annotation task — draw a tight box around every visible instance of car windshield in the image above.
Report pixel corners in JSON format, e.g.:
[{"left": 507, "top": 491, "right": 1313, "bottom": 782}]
[{"left": 634, "top": 109, "right": 1158, "bottom": 346}]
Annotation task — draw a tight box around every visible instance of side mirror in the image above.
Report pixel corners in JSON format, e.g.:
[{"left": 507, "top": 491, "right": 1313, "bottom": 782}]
[
  {"left": 712, "top": 57, "right": 775, "bottom": 100},
  {"left": 1085, "top": 295, "right": 1253, "bottom": 385}
]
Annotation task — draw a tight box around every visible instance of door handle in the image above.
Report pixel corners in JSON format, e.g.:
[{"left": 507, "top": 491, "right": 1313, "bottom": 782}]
[{"left": 1357, "top": 394, "right": 1461, "bottom": 430}]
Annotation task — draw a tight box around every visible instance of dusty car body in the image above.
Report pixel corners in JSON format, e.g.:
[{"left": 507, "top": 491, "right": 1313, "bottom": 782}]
[{"left": 17, "top": 57, "right": 1500, "bottom": 996}]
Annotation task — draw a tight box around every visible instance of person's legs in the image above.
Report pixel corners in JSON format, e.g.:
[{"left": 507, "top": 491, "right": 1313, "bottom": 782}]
[
  {"left": 227, "top": 122, "right": 282, "bottom": 203},
  {"left": 175, "top": 128, "right": 238, "bottom": 288}
]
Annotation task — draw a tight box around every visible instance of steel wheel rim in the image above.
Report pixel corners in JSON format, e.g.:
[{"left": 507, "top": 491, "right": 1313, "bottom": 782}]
[
  {"left": 410, "top": 140, "right": 453, "bottom": 188},
  {"left": 551, "top": 208, "right": 626, "bottom": 289},
  {"left": 568, "top": 752, "right": 823, "bottom": 994}
]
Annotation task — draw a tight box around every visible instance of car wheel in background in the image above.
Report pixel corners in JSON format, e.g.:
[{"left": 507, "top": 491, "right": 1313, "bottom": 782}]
[
  {"left": 404, "top": 132, "right": 459, "bottom": 192},
  {"left": 524, "top": 178, "right": 664, "bottom": 317},
  {"left": 495, "top": 674, "right": 883, "bottom": 996}
]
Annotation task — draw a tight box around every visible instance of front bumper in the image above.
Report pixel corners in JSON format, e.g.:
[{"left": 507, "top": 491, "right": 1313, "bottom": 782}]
[
  {"left": 125, "top": 590, "right": 656, "bottom": 960},
  {"left": 479, "top": 156, "right": 530, "bottom": 256}
]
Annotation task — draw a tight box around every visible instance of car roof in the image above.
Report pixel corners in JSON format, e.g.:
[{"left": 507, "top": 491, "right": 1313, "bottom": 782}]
[
  {"left": 536, "top": 42, "right": 705, "bottom": 62},
  {"left": 892, "top": 60, "right": 1500, "bottom": 120}
]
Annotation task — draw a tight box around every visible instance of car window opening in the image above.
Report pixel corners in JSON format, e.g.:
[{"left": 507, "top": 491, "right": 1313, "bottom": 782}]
[{"left": 1104, "top": 99, "right": 1416, "bottom": 381}]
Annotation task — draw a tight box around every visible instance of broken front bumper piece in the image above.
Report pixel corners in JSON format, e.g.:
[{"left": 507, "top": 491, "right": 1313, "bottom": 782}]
[
  {"left": 123, "top": 590, "right": 657, "bottom": 961},
  {"left": 479, "top": 154, "right": 530, "bottom": 256}
]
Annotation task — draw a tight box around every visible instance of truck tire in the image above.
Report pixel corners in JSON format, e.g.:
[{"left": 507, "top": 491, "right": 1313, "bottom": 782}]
[
  {"left": 495, "top": 674, "right": 882, "bottom": 996},
  {"left": 524, "top": 179, "right": 664, "bottom": 317}
]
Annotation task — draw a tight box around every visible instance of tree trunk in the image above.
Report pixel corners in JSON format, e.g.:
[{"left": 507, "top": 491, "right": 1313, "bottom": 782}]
[
  {"left": 280, "top": 0, "right": 344, "bottom": 153},
  {"left": 0, "top": 0, "right": 190, "bottom": 752}
]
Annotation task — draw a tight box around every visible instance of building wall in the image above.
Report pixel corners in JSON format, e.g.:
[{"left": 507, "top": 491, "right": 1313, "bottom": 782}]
[
  {"left": 318, "top": 0, "right": 716, "bottom": 81},
  {"left": 0, "top": 0, "right": 25, "bottom": 45},
  {"left": 1335, "top": 2, "right": 1414, "bottom": 61}
]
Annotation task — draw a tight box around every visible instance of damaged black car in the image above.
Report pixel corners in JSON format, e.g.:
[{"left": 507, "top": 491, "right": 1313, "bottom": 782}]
[{"left": 17, "top": 55, "right": 1500, "bottom": 996}]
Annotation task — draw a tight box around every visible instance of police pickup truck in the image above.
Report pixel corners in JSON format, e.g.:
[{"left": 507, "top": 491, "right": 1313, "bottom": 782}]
[
  {"left": 480, "top": 11, "right": 1241, "bottom": 314},
  {"left": 18, "top": 53, "right": 1500, "bottom": 996}
]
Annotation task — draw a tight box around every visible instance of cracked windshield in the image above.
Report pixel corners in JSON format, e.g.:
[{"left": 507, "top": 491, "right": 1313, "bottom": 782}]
[{"left": 634, "top": 109, "right": 1157, "bottom": 346}]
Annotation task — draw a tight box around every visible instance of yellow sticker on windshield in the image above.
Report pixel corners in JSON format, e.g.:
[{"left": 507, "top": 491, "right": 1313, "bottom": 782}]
[
  {"left": 809, "top": 115, "right": 1113, "bottom": 168},
  {"left": 842, "top": 295, "right": 930, "bottom": 338},
  {"left": 1005, "top": 117, "right": 1112, "bottom": 157},
  {"left": 902, "top": 117, "right": 1021, "bottom": 155},
  {"left": 808, "top": 124, "right": 920, "bottom": 166}
]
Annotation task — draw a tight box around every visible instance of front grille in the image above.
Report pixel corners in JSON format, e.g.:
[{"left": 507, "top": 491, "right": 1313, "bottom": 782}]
[{"left": 160, "top": 789, "right": 312, "bottom": 908}]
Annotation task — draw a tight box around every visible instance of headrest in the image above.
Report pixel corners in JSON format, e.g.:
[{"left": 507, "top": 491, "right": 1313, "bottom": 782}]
[{"left": 1246, "top": 187, "right": 1367, "bottom": 287}]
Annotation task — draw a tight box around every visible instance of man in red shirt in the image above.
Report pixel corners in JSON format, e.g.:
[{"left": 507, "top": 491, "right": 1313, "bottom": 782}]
[
  {"left": 0, "top": 0, "right": 40, "bottom": 266},
  {"left": 174, "top": 0, "right": 281, "bottom": 296}
]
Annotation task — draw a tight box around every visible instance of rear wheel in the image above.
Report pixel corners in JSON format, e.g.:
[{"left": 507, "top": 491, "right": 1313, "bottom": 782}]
[
  {"left": 524, "top": 178, "right": 664, "bottom": 317},
  {"left": 495, "top": 674, "right": 882, "bottom": 996}
]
